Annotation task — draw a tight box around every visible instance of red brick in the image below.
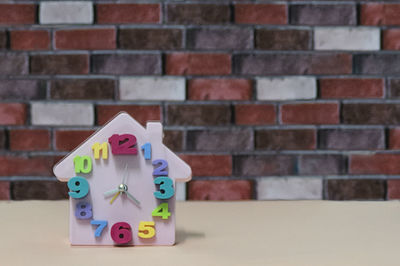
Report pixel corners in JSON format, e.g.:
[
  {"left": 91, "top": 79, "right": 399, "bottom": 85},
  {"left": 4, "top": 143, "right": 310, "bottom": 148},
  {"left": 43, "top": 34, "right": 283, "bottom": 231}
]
[
  {"left": 320, "top": 78, "right": 384, "bottom": 99},
  {"left": 0, "top": 4, "right": 36, "bottom": 25},
  {"left": 235, "top": 4, "right": 287, "bottom": 25},
  {"left": 383, "top": 29, "right": 400, "bottom": 50},
  {"left": 188, "top": 180, "right": 253, "bottom": 200},
  {"left": 55, "top": 29, "right": 116, "bottom": 50},
  {"left": 235, "top": 104, "right": 276, "bottom": 125},
  {"left": 281, "top": 103, "right": 339, "bottom": 125},
  {"left": 0, "top": 103, "right": 26, "bottom": 125},
  {"left": 388, "top": 180, "right": 400, "bottom": 199},
  {"left": 350, "top": 154, "right": 400, "bottom": 175},
  {"left": 361, "top": 4, "right": 400, "bottom": 26},
  {"left": 97, "top": 105, "right": 161, "bottom": 126},
  {"left": 97, "top": 4, "right": 160, "bottom": 24},
  {"left": 235, "top": 104, "right": 275, "bottom": 125},
  {"left": 167, "top": 4, "right": 230, "bottom": 25},
  {"left": 0, "top": 181, "right": 10, "bottom": 200},
  {"left": 30, "top": 54, "right": 89, "bottom": 75},
  {"left": 166, "top": 53, "right": 231, "bottom": 75},
  {"left": 188, "top": 79, "right": 252, "bottom": 100},
  {"left": 389, "top": 128, "right": 400, "bottom": 149},
  {"left": 12, "top": 181, "right": 68, "bottom": 200},
  {"left": 256, "top": 129, "right": 316, "bottom": 150},
  {"left": 0, "top": 156, "right": 57, "bottom": 176},
  {"left": 9, "top": 129, "right": 50, "bottom": 151},
  {"left": 167, "top": 104, "right": 231, "bottom": 126},
  {"left": 55, "top": 130, "right": 95, "bottom": 152},
  {"left": 10, "top": 30, "right": 50, "bottom": 51},
  {"left": 180, "top": 154, "right": 232, "bottom": 176}
]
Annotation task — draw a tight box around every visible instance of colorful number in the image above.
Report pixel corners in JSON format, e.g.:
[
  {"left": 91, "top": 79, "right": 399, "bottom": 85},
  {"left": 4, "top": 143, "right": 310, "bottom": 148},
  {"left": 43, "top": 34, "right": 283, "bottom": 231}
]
[
  {"left": 108, "top": 134, "right": 137, "bottom": 155},
  {"left": 91, "top": 220, "right": 108, "bottom": 237},
  {"left": 111, "top": 222, "right": 132, "bottom": 244},
  {"left": 138, "top": 221, "right": 155, "bottom": 239},
  {"left": 152, "top": 159, "right": 168, "bottom": 176},
  {"left": 141, "top": 142, "right": 151, "bottom": 160},
  {"left": 75, "top": 202, "right": 92, "bottom": 219},
  {"left": 152, "top": 203, "right": 171, "bottom": 220},
  {"left": 92, "top": 142, "right": 108, "bottom": 159},
  {"left": 74, "top": 155, "right": 92, "bottom": 174},
  {"left": 67, "top": 176, "right": 89, "bottom": 198},
  {"left": 154, "top": 176, "right": 174, "bottom": 199}
]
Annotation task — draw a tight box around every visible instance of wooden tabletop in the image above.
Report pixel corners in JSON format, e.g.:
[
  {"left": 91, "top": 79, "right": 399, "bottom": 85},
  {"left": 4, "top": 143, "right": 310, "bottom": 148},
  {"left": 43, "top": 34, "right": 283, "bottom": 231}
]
[{"left": 0, "top": 200, "right": 399, "bottom": 266}]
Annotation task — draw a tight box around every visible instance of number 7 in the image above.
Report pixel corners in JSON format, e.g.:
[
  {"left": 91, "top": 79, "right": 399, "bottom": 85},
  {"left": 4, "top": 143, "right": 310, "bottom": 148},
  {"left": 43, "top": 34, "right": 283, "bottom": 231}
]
[{"left": 90, "top": 220, "right": 108, "bottom": 237}]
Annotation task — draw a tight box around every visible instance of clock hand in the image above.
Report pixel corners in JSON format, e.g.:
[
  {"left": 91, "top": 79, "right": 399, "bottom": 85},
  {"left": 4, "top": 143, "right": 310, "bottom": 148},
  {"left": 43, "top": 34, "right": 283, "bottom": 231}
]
[
  {"left": 104, "top": 188, "right": 119, "bottom": 197},
  {"left": 121, "top": 164, "right": 128, "bottom": 184},
  {"left": 124, "top": 191, "right": 141, "bottom": 206},
  {"left": 109, "top": 192, "right": 120, "bottom": 204}
]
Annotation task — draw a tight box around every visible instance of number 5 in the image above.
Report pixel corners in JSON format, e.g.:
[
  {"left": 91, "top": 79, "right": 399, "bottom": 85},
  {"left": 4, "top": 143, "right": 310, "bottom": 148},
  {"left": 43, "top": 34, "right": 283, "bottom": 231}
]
[{"left": 138, "top": 221, "right": 155, "bottom": 239}]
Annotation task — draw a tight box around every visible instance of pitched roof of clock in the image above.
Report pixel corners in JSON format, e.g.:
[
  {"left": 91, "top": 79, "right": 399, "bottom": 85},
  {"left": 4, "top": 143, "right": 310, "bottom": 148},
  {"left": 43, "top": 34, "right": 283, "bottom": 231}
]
[{"left": 53, "top": 112, "right": 192, "bottom": 183}]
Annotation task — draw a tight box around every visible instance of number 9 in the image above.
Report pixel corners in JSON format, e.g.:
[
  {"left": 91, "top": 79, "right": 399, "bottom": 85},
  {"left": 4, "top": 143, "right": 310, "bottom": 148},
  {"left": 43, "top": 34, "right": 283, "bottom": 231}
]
[
  {"left": 67, "top": 176, "right": 89, "bottom": 199},
  {"left": 111, "top": 222, "right": 132, "bottom": 244}
]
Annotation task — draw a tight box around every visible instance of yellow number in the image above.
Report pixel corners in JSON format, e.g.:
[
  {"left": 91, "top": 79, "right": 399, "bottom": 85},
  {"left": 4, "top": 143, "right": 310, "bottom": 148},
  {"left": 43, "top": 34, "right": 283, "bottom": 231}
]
[
  {"left": 138, "top": 221, "right": 155, "bottom": 239},
  {"left": 92, "top": 142, "right": 108, "bottom": 159},
  {"left": 73, "top": 155, "right": 92, "bottom": 174}
]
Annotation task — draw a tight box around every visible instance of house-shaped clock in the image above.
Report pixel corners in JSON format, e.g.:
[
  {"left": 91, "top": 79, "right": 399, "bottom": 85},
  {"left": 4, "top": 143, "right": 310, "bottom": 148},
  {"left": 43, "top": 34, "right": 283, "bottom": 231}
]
[{"left": 53, "top": 112, "right": 192, "bottom": 246}]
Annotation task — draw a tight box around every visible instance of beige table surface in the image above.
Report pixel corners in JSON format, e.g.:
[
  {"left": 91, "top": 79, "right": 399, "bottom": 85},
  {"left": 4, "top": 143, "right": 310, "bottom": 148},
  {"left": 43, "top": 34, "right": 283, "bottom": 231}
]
[{"left": 0, "top": 200, "right": 399, "bottom": 266}]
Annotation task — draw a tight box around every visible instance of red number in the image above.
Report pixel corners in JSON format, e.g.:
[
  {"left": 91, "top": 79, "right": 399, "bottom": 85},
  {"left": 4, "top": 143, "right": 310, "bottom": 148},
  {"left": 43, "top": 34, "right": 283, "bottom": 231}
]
[
  {"left": 110, "top": 222, "right": 132, "bottom": 244},
  {"left": 108, "top": 134, "right": 137, "bottom": 155}
]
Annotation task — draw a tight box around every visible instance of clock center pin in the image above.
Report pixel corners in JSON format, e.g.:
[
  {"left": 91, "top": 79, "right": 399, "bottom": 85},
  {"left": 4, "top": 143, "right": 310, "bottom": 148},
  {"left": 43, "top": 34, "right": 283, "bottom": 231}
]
[{"left": 118, "top": 184, "right": 128, "bottom": 192}]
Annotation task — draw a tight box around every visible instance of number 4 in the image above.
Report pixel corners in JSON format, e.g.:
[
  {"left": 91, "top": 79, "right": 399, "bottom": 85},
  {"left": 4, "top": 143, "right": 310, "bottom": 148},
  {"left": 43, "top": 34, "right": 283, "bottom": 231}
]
[
  {"left": 152, "top": 203, "right": 171, "bottom": 220},
  {"left": 90, "top": 220, "right": 108, "bottom": 237}
]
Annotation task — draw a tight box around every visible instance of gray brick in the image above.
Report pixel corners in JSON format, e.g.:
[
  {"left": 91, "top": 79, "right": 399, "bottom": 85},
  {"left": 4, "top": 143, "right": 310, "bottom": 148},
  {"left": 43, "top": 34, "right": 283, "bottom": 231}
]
[{"left": 92, "top": 54, "right": 161, "bottom": 75}]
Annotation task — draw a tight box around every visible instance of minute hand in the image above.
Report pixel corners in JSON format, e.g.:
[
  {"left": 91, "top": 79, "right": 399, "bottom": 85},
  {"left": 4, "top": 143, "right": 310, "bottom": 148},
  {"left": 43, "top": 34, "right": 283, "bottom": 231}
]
[{"left": 125, "top": 191, "right": 140, "bottom": 206}]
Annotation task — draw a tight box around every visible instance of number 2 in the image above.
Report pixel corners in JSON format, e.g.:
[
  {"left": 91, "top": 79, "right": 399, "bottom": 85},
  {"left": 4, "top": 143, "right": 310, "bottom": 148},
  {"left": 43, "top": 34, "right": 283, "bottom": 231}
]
[
  {"left": 154, "top": 176, "right": 174, "bottom": 199},
  {"left": 91, "top": 220, "right": 108, "bottom": 237},
  {"left": 152, "top": 159, "right": 168, "bottom": 176},
  {"left": 108, "top": 134, "right": 137, "bottom": 155}
]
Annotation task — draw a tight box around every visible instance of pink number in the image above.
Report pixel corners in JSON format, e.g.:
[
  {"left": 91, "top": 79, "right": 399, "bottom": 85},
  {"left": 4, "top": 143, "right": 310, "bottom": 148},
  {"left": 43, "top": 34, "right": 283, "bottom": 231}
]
[
  {"left": 108, "top": 134, "right": 137, "bottom": 155},
  {"left": 110, "top": 222, "right": 132, "bottom": 244}
]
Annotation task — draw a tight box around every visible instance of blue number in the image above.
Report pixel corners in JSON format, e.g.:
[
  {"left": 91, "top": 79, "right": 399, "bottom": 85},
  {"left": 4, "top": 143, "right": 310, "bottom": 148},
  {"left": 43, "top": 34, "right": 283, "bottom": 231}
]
[
  {"left": 154, "top": 176, "right": 174, "bottom": 199},
  {"left": 141, "top": 142, "right": 151, "bottom": 160},
  {"left": 75, "top": 202, "right": 92, "bottom": 219},
  {"left": 91, "top": 220, "right": 108, "bottom": 237},
  {"left": 152, "top": 159, "right": 168, "bottom": 176},
  {"left": 67, "top": 176, "right": 89, "bottom": 198}
]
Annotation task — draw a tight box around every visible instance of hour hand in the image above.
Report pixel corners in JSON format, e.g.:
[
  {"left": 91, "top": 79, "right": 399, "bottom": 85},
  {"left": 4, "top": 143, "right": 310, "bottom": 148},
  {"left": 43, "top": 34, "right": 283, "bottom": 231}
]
[{"left": 104, "top": 188, "right": 119, "bottom": 197}]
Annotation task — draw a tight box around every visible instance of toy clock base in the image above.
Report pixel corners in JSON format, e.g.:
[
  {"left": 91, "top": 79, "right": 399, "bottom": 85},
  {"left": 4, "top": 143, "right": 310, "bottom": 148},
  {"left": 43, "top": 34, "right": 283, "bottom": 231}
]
[{"left": 54, "top": 113, "right": 192, "bottom": 247}]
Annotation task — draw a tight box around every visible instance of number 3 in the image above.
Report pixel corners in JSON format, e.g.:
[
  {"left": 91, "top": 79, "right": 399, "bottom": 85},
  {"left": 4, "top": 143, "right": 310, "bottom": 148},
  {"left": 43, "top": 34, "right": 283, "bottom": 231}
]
[{"left": 154, "top": 176, "right": 174, "bottom": 199}]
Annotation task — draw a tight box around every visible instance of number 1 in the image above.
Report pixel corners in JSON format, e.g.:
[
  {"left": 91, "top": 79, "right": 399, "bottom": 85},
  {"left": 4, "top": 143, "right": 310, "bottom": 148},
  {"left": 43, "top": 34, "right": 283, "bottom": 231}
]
[{"left": 141, "top": 142, "right": 151, "bottom": 160}]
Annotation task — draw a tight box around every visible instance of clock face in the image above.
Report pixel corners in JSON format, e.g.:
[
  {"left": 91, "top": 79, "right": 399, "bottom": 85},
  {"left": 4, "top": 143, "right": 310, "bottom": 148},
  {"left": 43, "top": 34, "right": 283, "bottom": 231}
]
[{"left": 53, "top": 113, "right": 191, "bottom": 246}]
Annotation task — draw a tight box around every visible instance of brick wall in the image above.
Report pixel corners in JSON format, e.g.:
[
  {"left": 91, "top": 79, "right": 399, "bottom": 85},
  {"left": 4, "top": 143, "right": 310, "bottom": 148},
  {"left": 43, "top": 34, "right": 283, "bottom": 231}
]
[{"left": 0, "top": 1, "right": 399, "bottom": 201}]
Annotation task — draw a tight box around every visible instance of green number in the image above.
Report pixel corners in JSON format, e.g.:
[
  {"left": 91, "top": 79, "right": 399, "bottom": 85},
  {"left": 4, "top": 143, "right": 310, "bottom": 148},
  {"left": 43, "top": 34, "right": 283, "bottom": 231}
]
[
  {"left": 74, "top": 155, "right": 92, "bottom": 174},
  {"left": 152, "top": 203, "right": 171, "bottom": 220}
]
